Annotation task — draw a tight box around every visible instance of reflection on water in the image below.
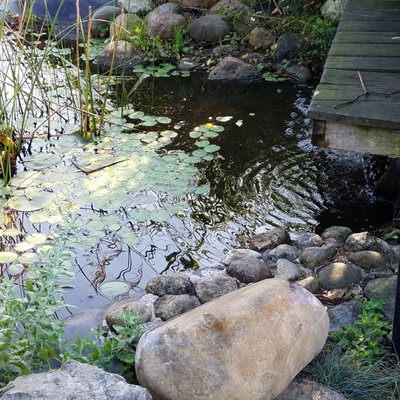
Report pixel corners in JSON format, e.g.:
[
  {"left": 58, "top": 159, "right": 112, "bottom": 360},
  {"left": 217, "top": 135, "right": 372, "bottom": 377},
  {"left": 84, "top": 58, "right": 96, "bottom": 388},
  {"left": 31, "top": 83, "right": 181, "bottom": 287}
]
[
  {"left": 60, "top": 73, "right": 394, "bottom": 313},
  {"left": 7, "top": 71, "right": 393, "bottom": 315}
]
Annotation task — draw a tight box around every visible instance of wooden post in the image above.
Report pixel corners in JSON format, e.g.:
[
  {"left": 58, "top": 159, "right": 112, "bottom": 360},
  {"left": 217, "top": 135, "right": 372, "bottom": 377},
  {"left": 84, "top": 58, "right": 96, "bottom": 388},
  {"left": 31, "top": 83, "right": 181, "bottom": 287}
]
[{"left": 392, "top": 264, "right": 400, "bottom": 358}]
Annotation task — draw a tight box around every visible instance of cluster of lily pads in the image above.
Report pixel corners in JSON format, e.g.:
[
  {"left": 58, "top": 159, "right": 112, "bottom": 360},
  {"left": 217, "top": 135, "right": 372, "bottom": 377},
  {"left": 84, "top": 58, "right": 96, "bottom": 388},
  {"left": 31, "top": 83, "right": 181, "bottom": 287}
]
[
  {"left": 132, "top": 63, "right": 190, "bottom": 78},
  {"left": 0, "top": 107, "right": 228, "bottom": 297}
]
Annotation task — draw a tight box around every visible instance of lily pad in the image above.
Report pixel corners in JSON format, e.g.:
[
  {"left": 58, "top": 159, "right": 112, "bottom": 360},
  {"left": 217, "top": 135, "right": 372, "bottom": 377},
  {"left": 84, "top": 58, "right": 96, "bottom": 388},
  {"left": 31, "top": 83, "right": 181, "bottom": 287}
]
[
  {"left": 156, "top": 116, "right": 172, "bottom": 124},
  {"left": 0, "top": 251, "right": 18, "bottom": 263},
  {"left": 203, "top": 130, "right": 219, "bottom": 139},
  {"left": 8, "top": 263, "right": 24, "bottom": 275},
  {"left": 3, "top": 228, "right": 21, "bottom": 236},
  {"left": 23, "top": 153, "right": 61, "bottom": 170},
  {"left": 25, "top": 233, "right": 47, "bottom": 245},
  {"left": 14, "top": 241, "right": 35, "bottom": 252},
  {"left": 195, "top": 140, "right": 210, "bottom": 148},
  {"left": 99, "top": 281, "right": 130, "bottom": 296},
  {"left": 189, "top": 131, "right": 202, "bottom": 139},
  {"left": 8, "top": 192, "right": 52, "bottom": 212},
  {"left": 18, "top": 253, "right": 39, "bottom": 264},
  {"left": 204, "top": 144, "right": 221, "bottom": 153},
  {"left": 161, "top": 130, "right": 178, "bottom": 139},
  {"left": 28, "top": 211, "right": 51, "bottom": 223}
]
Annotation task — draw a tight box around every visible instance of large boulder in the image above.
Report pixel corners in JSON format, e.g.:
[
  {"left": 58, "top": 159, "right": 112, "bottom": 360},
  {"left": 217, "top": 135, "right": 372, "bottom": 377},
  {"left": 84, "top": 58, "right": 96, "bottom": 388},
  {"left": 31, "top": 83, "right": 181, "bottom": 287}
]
[
  {"left": 94, "top": 40, "right": 143, "bottom": 70},
  {"left": 136, "top": 279, "right": 329, "bottom": 400},
  {"left": 1, "top": 360, "right": 152, "bottom": 400},
  {"left": 170, "top": 0, "right": 218, "bottom": 8},
  {"left": 317, "top": 262, "right": 362, "bottom": 290},
  {"left": 209, "top": 56, "right": 260, "bottom": 81},
  {"left": 118, "top": 0, "right": 152, "bottom": 14},
  {"left": 147, "top": 13, "right": 186, "bottom": 40},
  {"left": 222, "top": 248, "right": 272, "bottom": 283},
  {"left": 146, "top": 272, "right": 194, "bottom": 296},
  {"left": 250, "top": 227, "right": 291, "bottom": 252},
  {"left": 189, "top": 15, "right": 230, "bottom": 42}
]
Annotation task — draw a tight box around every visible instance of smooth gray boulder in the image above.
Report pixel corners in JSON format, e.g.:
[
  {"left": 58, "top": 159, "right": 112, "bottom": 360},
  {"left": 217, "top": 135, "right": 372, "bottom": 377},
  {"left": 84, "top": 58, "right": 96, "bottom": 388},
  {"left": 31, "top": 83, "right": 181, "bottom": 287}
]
[
  {"left": 321, "top": 226, "right": 352, "bottom": 244},
  {"left": 91, "top": 6, "right": 121, "bottom": 37},
  {"left": 348, "top": 250, "right": 389, "bottom": 271},
  {"left": 94, "top": 40, "right": 143, "bottom": 70},
  {"left": 299, "top": 245, "right": 338, "bottom": 269},
  {"left": 154, "top": 294, "right": 200, "bottom": 320},
  {"left": 274, "top": 32, "right": 306, "bottom": 64},
  {"left": 136, "top": 279, "right": 329, "bottom": 400},
  {"left": 318, "top": 262, "right": 362, "bottom": 290},
  {"left": 147, "top": 13, "right": 186, "bottom": 40},
  {"left": 292, "top": 233, "right": 323, "bottom": 250},
  {"left": 189, "top": 15, "right": 230, "bottom": 42},
  {"left": 118, "top": 0, "right": 152, "bottom": 14},
  {"left": 209, "top": 56, "right": 260, "bottom": 81},
  {"left": 275, "top": 259, "right": 303, "bottom": 281},
  {"left": 146, "top": 272, "right": 194, "bottom": 296},
  {"left": 328, "top": 300, "right": 361, "bottom": 332},
  {"left": 222, "top": 248, "right": 272, "bottom": 283},
  {"left": 270, "top": 244, "right": 299, "bottom": 262},
  {"left": 1, "top": 360, "right": 152, "bottom": 400},
  {"left": 250, "top": 227, "right": 291, "bottom": 252}
]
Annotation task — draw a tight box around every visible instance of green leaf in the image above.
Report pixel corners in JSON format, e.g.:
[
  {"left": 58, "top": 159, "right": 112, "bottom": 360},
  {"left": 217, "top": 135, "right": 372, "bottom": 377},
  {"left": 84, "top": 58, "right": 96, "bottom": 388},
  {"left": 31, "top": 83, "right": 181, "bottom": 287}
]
[
  {"left": 8, "top": 192, "right": 52, "bottom": 212},
  {"left": 99, "top": 281, "right": 130, "bottom": 296},
  {"left": 0, "top": 251, "right": 18, "bottom": 263}
]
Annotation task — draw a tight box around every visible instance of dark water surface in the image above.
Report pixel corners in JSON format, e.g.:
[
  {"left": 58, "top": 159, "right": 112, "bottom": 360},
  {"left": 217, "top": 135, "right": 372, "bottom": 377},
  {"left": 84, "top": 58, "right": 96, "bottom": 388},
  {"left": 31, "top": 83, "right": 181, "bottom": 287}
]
[{"left": 58, "top": 73, "right": 393, "bottom": 314}]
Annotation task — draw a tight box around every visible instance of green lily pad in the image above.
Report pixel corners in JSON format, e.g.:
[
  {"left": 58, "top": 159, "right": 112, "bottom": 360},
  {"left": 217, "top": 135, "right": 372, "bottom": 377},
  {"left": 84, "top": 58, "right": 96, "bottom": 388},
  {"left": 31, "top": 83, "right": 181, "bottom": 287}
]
[
  {"left": 18, "top": 253, "right": 39, "bottom": 264},
  {"left": 210, "top": 125, "right": 224, "bottom": 132},
  {"left": 156, "top": 116, "right": 172, "bottom": 124},
  {"left": 99, "top": 281, "right": 130, "bottom": 296},
  {"left": 14, "top": 241, "right": 35, "bottom": 252},
  {"left": 8, "top": 192, "right": 52, "bottom": 212},
  {"left": 23, "top": 153, "right": 61, "bottom": 170},
  {"left": 161, "top": 130, "right": 178, "bottom": 139},
  {"left": 195, "top": 140, "right": 210, "bottom": 148},
  {"left": 203, "top": 130, "right": 219, "bottom": 139},
  {"left": 0, "top": 251, "right": 18, "bottom": 263},
  {"left": 189, "top": 131, "right": 202, "bottom": 139},
  {"left": 8, "top": 263, "right": 24, "bottom": 275},
  {"left": 192, "top": 149, "right": 206, "bottom": 158},
  {"left": 150, "top": 209, "right": 170, "bottom": 222},
  {"left": 25, "top": 233, "right": 47, "bottom": 245},
  {"left": 204, "top": 144, "right": 221, "bottom": 153},
  {"left": 28, "top": 211, "right": 51, "bottom": 223},
  {"left": 3, "top": 228, "right": 21, "bottom": 236}
]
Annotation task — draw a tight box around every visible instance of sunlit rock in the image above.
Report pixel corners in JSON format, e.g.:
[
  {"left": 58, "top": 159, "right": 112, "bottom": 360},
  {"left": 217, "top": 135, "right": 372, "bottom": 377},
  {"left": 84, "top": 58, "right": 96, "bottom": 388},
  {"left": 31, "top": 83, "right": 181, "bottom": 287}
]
[
  {"left": 317, "top": 262, "right": 362, "bottom": 290},
  {"left": 250, "top": 227, "right": 291, "bottom": 252},
  {"left": 136, "top": 279, "right": 329, "bottom": 400}
]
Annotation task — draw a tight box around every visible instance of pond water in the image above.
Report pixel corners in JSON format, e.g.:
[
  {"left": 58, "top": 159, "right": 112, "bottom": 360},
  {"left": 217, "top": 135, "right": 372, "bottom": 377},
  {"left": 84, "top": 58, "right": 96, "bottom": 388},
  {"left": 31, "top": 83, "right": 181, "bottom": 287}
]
[{"left": 1, "top": 65, "right": 394, "bottom": 317}]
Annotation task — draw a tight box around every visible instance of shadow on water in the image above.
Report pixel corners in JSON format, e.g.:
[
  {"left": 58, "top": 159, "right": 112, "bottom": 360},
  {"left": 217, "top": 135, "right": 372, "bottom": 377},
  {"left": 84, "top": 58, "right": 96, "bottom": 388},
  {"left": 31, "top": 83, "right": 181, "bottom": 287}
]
[{"left": 120, "top": 72, "right": 393, "bottom": 235}]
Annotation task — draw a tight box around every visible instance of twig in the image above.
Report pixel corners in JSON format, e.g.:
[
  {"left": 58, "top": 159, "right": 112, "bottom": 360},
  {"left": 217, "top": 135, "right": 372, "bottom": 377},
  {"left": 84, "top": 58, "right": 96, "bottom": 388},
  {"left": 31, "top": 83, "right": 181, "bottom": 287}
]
[{"left": 334, "top": 70, "right": 369, "bottom": 109}]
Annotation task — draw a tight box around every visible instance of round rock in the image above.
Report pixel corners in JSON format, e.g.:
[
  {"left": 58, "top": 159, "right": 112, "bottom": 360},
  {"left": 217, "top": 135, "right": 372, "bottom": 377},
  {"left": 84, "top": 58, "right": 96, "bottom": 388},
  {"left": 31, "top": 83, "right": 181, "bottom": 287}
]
[
  {"left": 348, "top": 250, "right": 389, "bottom": 271},
  {"left": 296, "top": 276, "right": 319, "bottom": 294},
  {"left": 147, "top": 13, "right": 186, "bottom": 40},
  {"left": 210, "top": 0, "right": 250, "bottom": 17},
  {"left": 154, "top": 294, "right": 201, "bottom": 321},
  {"left": 274, "top": 32, "right": 306, "bottom": 63},
  {"left": 188, "top": 14, "right": 230, "bottom": 42},
  {"left": 321, "top": 226, "right": 352, "bottom": 244},
  {"left": 194, "top": 274, "right": 239, "bottom": 303},
  {"left": 270, "top": 244, "right": 299, "bottom": 262},
  {"left": 146, "top": 272, "right": 194, "bottom": 296},
  {"left": 250, "top": 227, "right": 291, "bottom": 252},
  {"left": 292, "top": 232, "right": 323, "bottom": 250},
  {"left": 208, "top": 56, "right": 260, "bottom": 81},
  {"left": 328, "top": 300, "right": 361, "bottom": 332},
  {"left": 275, "top": 259, "right": 302, "bottom": 281},
  {"left": 118, "top": 0, "right": 152, "bottom": 14},
  {"left": 247, "top": 27, "right": 274, "bottom": 50},
  {"left": 299, "top": 246, "right": 338, "bottom": 269},
  {"left": 105, "top": 298, "right": 153, "bottom": 328},
  {"left": 222, "top": 248, "right": 272, "bottom": 283},
  {"left": 317, "top": 262, "right": 362, "bottom": 290}
]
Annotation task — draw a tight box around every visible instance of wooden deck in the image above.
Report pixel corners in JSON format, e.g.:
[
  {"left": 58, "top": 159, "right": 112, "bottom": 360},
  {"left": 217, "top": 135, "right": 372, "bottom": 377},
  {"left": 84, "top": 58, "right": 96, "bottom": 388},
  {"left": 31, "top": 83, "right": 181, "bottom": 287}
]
[{"left": 308, "top": 0, "right": 400, "bottom": 157}]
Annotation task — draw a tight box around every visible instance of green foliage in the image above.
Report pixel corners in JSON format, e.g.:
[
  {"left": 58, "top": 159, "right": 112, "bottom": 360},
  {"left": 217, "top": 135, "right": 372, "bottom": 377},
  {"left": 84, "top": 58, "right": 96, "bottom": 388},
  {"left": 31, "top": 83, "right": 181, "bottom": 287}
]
[
  {"left": 331, "top": 298, "right": 392, "bottom": 362},
  {"left": 0, "top": 247, "right": 68, "bottom": 387},
  {"left": 284, "top": 15, "right": 338, "bottom": 60},
  {"left": 60, "top": 311, "right": 145, "bottom": 383},
  {"left": 306, "top": 346, "right": 400, "bottom": 400}
]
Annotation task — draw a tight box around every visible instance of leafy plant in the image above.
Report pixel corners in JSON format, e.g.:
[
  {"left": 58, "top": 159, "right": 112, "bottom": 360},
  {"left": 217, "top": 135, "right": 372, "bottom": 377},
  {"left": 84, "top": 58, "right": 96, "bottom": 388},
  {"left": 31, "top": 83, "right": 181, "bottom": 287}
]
[
  {"left": 331, "top": 298, "right": 392, "bottom": 362},
  {"left": 60, "top": 311, "right": 145, "bottom": 383}
]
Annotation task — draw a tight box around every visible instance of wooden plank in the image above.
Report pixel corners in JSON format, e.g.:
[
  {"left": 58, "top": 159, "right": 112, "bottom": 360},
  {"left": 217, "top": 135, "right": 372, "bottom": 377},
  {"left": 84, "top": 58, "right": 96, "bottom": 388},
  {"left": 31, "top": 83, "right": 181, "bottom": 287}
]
[
  {"left": 333, "top": 31, "right": 400, "bottom": 44},
  {"left": 328, "top": 43, "right": 400, "bottom": 57},
  {"left": 312, "top": 84, "right": 400, "bottom": 102},
  {"left": 325, "top": 56, "right": 400, "bottom": 72},
  {"left": 308, "top": 100, "right": 400, "bottom": 130},
  {"left": 312, "top": 121, "right": 400, "bottom": 157},
  {"left": 319, "top": 69, "right": 400, "bottom": 91},
  {"left": 344, "top": 0, "right": 400, "bottom": 12},
  {"left": 340, "top": 10, "right": 400, "bottom": 21},
  {"left": 341, "top": 11, "right": 400, "bottom": 22},
  {"left": 338, "top": 20, "right": 400, "bottom": 32}
]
